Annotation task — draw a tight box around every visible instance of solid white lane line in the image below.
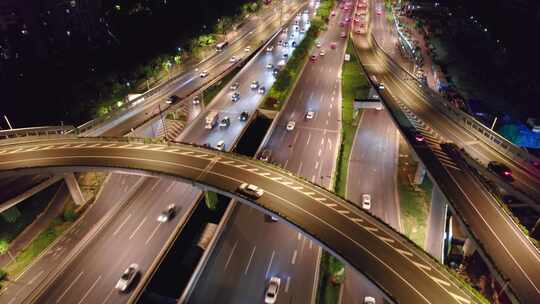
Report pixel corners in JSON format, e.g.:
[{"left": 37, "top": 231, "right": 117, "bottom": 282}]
[
  {"left": 244, "top": 246, "right": 257, "bottom": 275},
  {"left": 297, "top": 232, "right": 302, "bottom": 241},
  {"left": 56, "top": 271, "right": 84, "bottom": 303},
  {"left": 113, "top": 214, "right": 132, "bottom": 236},
  {"left": 129, "top": 216, "right": 147, "bottom": 240},
  {"left": 77, "top": 275, "right": 102, "bottom": 304},
  {"left": 145, "top": 223, "right": 161, "bottom": 245},
  {"left": 265, "top": 250, "right": 276, "bottom": 278},
  {"left": 166, "top": 182, "right": 175, "bottom": 193},
  {"left": 224, "top": 241, "right": 238, "bottom": 270},
  {"left": 306, "top": 132, "right": 311, "bottom": 146},
  {"left": 318, "top": 149, "right": 322, "bottom": 157},
  {"left": 101, "top": 288, "right": 115, "bottom": 304},
  {"left": 315, "top": 161, "right": 319, "bottom": 170},
  {"left": 312, "top": 175, "right": 316, "bottom": 182},
  {"left": 285, "top": 276, "right": 291, "bottom": 293},
  {"left": 297, "top": 162, "right": 303, "bottom": 175},
  {"left": 291, "top": 250, "right": 298, "bottom": 265},
  {"left": 321, "top": 138, "right": 324, "bottom": 145}
]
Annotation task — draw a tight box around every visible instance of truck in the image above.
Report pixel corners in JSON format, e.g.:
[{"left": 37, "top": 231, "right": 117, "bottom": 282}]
[{"left": 205, "top": 111, "right": 219, "bottom": 130}]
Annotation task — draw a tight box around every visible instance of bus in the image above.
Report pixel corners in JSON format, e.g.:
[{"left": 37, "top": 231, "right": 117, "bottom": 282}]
[{"left": 215, "top": 41, "right": 229, "bottom": 51}]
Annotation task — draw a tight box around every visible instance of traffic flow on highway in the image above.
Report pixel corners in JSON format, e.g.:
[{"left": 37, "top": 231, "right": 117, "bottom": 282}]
[{"left": 1, "top": 0, "right": 539, "bottom": 303}]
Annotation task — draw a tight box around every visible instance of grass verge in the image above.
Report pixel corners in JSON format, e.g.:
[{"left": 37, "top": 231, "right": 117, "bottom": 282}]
[
  {"left": 397, "top": 137, "right": 432, "bottom": 247},
  {"left": 0, "top": 190, "right": 91, "bottom": 287},
  {"left": 334, "top": 39, "right": 371, "bottom": 197},
  {"left": 317, "top": 251, "right": 344, "bottom": 304},
  {"left": 202, "top": 66, "right": 243, "bottom": 106}
]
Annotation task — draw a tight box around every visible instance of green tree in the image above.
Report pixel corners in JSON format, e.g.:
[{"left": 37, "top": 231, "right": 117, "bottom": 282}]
[{"left": 204, "top": 191, "right": 219, "bottom": 210}]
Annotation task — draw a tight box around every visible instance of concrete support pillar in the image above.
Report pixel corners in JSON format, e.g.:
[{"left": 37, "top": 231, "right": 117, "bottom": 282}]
[
  {"left": 463, "top": 238, "right": 477, "bottom": 257},
  {"left": 413, "top": 163, "right": 426, "bottom": 185},
  {"left": 64, "top": 173, "right": 85, "bottom": 206}
]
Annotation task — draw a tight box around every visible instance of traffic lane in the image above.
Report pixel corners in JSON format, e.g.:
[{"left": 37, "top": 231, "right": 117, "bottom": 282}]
[
  {"left": 97, "top": 0, "right": 306, "bottom": 138},
  {"left": 366, "top": 45, "right": 540, "bottom": 200},
  {"left": 35, "top": 179, "right": 200, "bottom": 304},
  {"left": 188, "top": 202, "right": 311, "bottom": 304},
  {"left": 32, "top": 177, "right": 160, "bottom": 302},
  {"left": 179, "top": 13, "right": 312, "bottom": 147},
  {"left": 102, "top": 183, "right": 200, "bottom": 304},
  {"left": 368, "top": 52, "right": 540, "bottom": 300},
  {"left": 0, "top": 140, "right": 479, "bottom": 303},
  {"left": 342, "top": 110, "right": 399, "bottom": 304},
  {"left": 443, "top": 164, "right": 540, "bottom": 302},
  {"left": 342, "top": 268, "right": 386, "bottom": 304},
  {"left": 347, "top": 110, "right": 400, "bottom": 229},
  {"left": 0, "top": 174, "right": 141, "bottom": 304},
  {"left": 202, "top": 162, "right": 468, "bottom": 304}
]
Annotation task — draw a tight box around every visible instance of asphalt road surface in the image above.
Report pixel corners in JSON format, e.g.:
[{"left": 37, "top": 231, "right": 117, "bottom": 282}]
[
  {"left": 0, "top": 174, "right": 142, "bottom": 304},
  {"left": 342, "top": 109, "right": 400, "bottom": 304},
  {"left": 0, "top": 2, "right": 313, "bottom": 304},
  {"left": 32, "top": 178, "right": 200, "bottom": 304},
  {"left": 353, "top": 11, "right": 540, "bottom": 301},
  {"left": 87, "top": 0, "right": 307, "bottom": 138},
  {"left": 189, "top": 2, "right": 336, "bottom": 303}
]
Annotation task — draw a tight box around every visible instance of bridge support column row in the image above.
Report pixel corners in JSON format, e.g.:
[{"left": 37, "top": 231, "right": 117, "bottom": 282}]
[{"left": 64, "top": 173, "right": 85, "bottom": 206}]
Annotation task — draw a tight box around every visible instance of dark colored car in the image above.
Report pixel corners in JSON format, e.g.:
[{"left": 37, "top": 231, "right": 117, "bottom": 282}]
[
  {"left": 240, "top": 111, "right": 249, "bottom": 121},
  {"left": 488, "top": 161, "right": 513, "bottom": 181}
]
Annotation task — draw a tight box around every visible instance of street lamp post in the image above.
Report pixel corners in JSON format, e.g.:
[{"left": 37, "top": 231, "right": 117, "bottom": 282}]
[{"left": 3, "top": 115, "right": 13, "bottom": 130}]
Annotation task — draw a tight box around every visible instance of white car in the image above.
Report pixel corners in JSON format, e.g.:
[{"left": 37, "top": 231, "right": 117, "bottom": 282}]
[
  {"left": 286, "top": 120, "right": 296, "bottom": 131},
  {"left": 316, "top": 41, "right": 321, "bottom": 48},
  {"left": 265, "top": 276, "right": 281, "bottom": 303},
  {"left": 362, "top": 194, "right": 371, "bottom": 210},
  {"left": 230, "top": 82, "right": 239, "bottom": 91},
  {"left": 266, "top": 45, "right": 274, "bottom": 52},
  {"left": 320, "top": 50, "right": 326, "bottom": 56},
  {"left": 277, "top": 59, "right": 286, "bottom": 67},
  {"left": 250, "top": 80, "right": 260, "bottom": 89},
  {"left": 216, "top": 140, "right": 225, "bottom": 151},
  {"left": 157, "top": 204, "right": 176, "bottom": 222},
  {"left": 364, "top": 296, "right": 376, "bottom": 304},
  {"left": 244, "top": 46, "right": 251, "bottom": 52},
  {"left": 230, "top": 56, "right": 237, "bottom": 63},
  {"left": 237, "top": 183, "right": 264, "bottom": 199},
  {"left": 266, "top": 63, "right": 274, "bottom": 69},
  {"left": 200, "top": 70, "right": 209, "bottom": 77},
  {"left": 305, "top": 111, "right": 315, "bottom": 119},
  {"left": 115, "top": 264, "right": 139, "bottom": 292},
  {"left": 378, "top": 82, "right": 385, "bottom": 90},
  {"left": 192, "top": 96, "right": 201, "bottom": 105},
  {"left": 258, "top": 86, "right": 266, "bottom": 94}
]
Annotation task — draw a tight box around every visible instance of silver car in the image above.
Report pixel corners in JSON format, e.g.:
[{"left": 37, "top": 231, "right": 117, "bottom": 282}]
[
  {"left": 157, "top": 204, "right": 176, "bottom": 222},
  {"left": 237, "top": 183, "right": 264, "bottom": 199},
  {"left": 115, "top": 264, "right": 139, "bottom": 292}
]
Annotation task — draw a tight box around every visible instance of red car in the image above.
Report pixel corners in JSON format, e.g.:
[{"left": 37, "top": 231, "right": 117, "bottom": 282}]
[
  {"left": 340, "top": 32, "right": 346, "bottom": 38},
  {"left": 310, "top": 55, "right": 317, "bottom": 62},
  {"left": 330, "top": 42, "right": 337, "bottom": 49}
]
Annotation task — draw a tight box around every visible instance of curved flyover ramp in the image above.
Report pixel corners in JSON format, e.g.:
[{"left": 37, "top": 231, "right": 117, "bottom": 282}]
[{"left": 0, "top": 136, "right": 484, "bottom": 304}]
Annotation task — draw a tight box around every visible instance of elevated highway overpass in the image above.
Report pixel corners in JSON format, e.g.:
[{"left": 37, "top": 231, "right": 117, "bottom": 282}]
[
  {"left": 0, "top": 135, "right": 485, "bottom": 304},
  {"left": 351, "top": 30, "right": 540, "bottom": 303}
]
